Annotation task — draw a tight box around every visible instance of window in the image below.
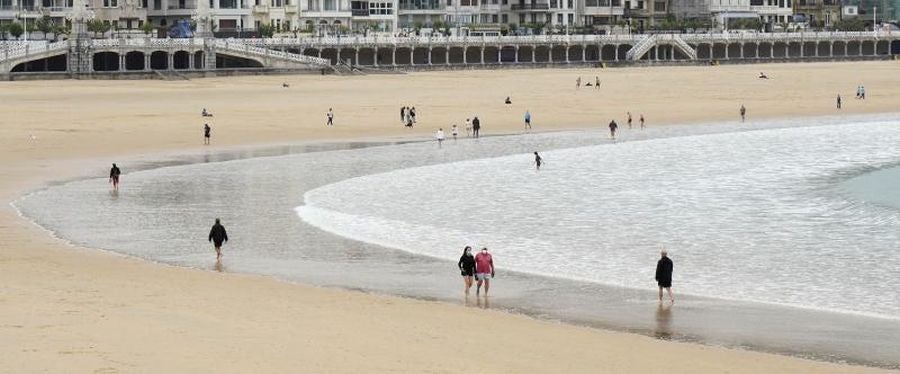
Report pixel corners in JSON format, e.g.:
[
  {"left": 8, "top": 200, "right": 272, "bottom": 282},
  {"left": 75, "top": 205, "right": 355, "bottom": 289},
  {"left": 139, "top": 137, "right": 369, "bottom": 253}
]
[
  {"left": 653, "top": 1, "right": 663, "bottom": 10},
  {"left": 566, "top": 0, "right": 571, "bottom": 7},
  {"left": 637, "top": 0, "right": 643, "bottom": 8},
  {"left": 102, "top": 0, "right": 117, "bottom": 7},
  {"left": 557, "top": 13, "right": 562, "bottom": 23},
  {"left": 585, "top": 0, "right": 597, "bottom": 5},
  {"left": 368, "top": 1, "right": 393, "bottom": 14},
  {"left": 492, "top": 14, "right": 497, "bottom": 23},
  {"left": 519, "top": 13, "right": 525, "bottom": 22},
  {"left": 324, "top": 0, "right": 335, "bottom": 10},
  {"left": 446, "top": 0, "right": 451, "bottom": 5},
  {"left": 549, "top": 0, "right": 556, "bottom": 7},
  {"left": 221, "top": 0, "right": 237, "bottom": 7},
  {"left": 567, "top": 13, "right": 572, "bottom": 23},
  {"left": 501, "top": 14, "right": 507, "bottom": 22}
]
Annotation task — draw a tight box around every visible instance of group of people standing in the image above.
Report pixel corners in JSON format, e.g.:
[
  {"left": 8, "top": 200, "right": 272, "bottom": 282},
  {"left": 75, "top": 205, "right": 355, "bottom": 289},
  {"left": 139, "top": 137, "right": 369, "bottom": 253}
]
[
  {"left": 401, "top": 106, "right": 418, "bottom": 128},
  {"left": 606, "top": 112, "right": 646, "bottom": 139}
]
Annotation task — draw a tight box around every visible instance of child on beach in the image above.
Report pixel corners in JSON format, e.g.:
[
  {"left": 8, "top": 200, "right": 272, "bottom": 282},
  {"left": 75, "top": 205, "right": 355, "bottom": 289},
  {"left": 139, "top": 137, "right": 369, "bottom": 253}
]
[
  {"left": 436, "top": 128, "right": 445, "bottom": 148},
  {"left": 465, "top": 118, "right": 472, "bottom": 137}
]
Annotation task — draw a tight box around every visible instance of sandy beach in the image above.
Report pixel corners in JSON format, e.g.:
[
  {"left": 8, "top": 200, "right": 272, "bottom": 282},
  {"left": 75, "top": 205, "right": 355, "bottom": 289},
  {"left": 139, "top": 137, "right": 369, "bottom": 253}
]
[{"left": 2, "top": 61, "right": 899, "bottom": 373}]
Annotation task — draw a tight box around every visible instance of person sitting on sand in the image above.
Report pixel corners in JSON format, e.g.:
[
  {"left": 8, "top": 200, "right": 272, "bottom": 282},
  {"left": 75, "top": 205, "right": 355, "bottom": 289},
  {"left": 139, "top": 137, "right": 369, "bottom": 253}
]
[
  {"left": 208, "top": 218, "right": 229, "bottom": 261},
  {"left": 758, "top": 72, "right": 768, "bottom": 79},
  {"left": 505, "top": 96, "right": 512, "bottom": 105},
  {"left": 282, "top": 82, "right": 290, "bottom": 88},
  {"left": 201, "top": 108, "right": 213, "bottom": 117}
]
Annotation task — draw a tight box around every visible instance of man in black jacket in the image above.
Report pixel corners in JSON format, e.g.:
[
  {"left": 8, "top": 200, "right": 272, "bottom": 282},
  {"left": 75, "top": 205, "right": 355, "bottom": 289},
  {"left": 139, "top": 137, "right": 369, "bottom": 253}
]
[
  {"left": 208, "top": 218, "right": 228, "bottom": 261},
  {"left": 655, "top": 250, "right": 674, "bottom": 303}
]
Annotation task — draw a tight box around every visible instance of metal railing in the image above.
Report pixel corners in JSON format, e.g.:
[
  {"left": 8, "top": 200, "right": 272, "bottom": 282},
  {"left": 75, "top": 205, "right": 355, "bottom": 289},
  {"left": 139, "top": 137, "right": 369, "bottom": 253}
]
[{"left": 215, "top": 39, "right": 331, "bottom": 65}]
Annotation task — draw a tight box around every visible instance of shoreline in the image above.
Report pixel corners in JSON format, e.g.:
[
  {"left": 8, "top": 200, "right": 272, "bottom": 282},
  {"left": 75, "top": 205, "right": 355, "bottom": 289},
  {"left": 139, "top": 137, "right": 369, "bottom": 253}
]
[
  {"left": 3, "top": 64, "right": 899, "bottom": 373},
  {"left": 14, "top": 113, "right": 900, "bottom": 370}
]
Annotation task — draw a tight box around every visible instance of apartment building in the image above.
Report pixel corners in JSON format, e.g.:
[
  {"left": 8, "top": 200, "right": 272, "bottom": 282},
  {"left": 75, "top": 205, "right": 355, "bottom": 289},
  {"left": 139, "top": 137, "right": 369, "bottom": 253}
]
[{"left": 794, "top": 0, "right": 840, "bottom": 26}]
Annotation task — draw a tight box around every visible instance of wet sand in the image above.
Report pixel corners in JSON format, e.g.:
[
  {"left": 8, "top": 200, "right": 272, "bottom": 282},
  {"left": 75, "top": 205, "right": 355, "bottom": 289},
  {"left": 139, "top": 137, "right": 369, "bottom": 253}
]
[{"left": 2, "top": 62, "right": 900, "bottom": 372}]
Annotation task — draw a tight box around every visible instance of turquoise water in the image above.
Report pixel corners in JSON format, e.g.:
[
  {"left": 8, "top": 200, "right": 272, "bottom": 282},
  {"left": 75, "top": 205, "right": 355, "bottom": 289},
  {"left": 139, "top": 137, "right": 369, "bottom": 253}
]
[{"left": 841, "top": 166, "right": 900, "bottom": 210}]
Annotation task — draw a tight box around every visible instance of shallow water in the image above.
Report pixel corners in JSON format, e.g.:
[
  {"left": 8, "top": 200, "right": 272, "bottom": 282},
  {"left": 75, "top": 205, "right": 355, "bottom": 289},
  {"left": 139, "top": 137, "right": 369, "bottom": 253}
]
[{"left": 14, "top": 114, "right": 900, "bottom": 369}]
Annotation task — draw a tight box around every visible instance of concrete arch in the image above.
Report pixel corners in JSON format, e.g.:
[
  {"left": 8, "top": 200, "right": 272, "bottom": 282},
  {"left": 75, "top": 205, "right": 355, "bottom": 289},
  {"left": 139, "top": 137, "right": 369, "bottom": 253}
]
[
  {"left": 802, "top": 42, "right": 817, "bottom": 57},
  {"left": 430, "top": 47, "right": 447, "bottom": 65},
  {"left": 584, "top": 45, "right": 600, "bottom": 61},
  {"left": 601, "top": 44, "right": 617, "bottom": 60},
  {"left": 566, "top": 44, "right": 583, "bottom": 62},
  {"left": 847, "top": 40, "right": 861, "bottom": 56},
  {"left": 93, "top": 52, "right": 120, "bottom": 71},
  {"left": 832, "top": 41, "right": 846, "bottom": 57},
  {"left": 125, "top": 51, "right": 146, "bottom": 70},
  {"left": 321, "top": 48, "right": 339, "bottom": 64},
  {"left": 149, "top": 51, "right": 168, "bottom": 70},
  {"left": 357, "top": 48, "right": 376, "bottom": 66},
  {"left": 742, "top": 42, "right": 758, "bottom": 58},
  {"left": 194, "top": 51, "right": 205, "bottom": 69},
  {"left": 464, "top": 46, "right": 481, "bottom": 64},
  {"left": 696, "top": 43, "right": 712, "bottom": 59},
  {"left": 173, "top": 51, "right": 190, "bottom": 70},
  {"left": 616, "top": 44, "right": 631, "bottom": 61},
  {"left": 448, "top": 46, "right": 464, "bottom": 64},
  {"left": 412, "top": 47, "right": 429, "bottom": 65},
  {"left": 787, "top": 42, "right": 802, "bottom": 57},
  {"left": 817, "top": 42, "right": 831, "bottom": 57},
  {"left": 772, "top": 42, "right": 788, "bottom": 58},
  {"left": 875, "top": 40, "right": 890, "bottom": 55},
  {"left": 727, "top": 43, "right": 742, "bottom": 59},
  {"left": 711, "top": 43, "right": 726, "bottom": 59},
  {"left": 534, "top": 45, "right": 551, "bottom": 63},
  {"left": 758, "top": 42, "right": 773, "bottom": 58},
  {"left": 861, "top": 40, "right": 875, "bottom": 55},
  {"left": 499, "top": 46, "right": 516, "bottom": 63},
  {"left": 482, "top": 46, "right": 499, "bottom": 64},
  {"left": 395, "top": 47, "right": 412, "bottom": 65},
  {"left": 215, "top": 53, "right": 265, "bottom": 68},
  {"left": 11, "top": 54, "right": 67, "bottom": 72},
  {"left": 517, "top": 45, "right": 534, "bottom": 63},
  {"left": 376, "top": 47, "right": 394, "bottom": 65},
  {"left": 550, "top": 45, "right": 566, "bottom": 62}
]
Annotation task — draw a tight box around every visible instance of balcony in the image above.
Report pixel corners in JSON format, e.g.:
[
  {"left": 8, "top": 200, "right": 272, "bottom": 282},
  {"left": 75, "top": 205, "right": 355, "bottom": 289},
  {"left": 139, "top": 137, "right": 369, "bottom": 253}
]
[
  {"left": 351, "top": 8, "right": 368, "bottom": 15},
  {"left": 510, "top": 2, "right": 549, "bottom": 10}
]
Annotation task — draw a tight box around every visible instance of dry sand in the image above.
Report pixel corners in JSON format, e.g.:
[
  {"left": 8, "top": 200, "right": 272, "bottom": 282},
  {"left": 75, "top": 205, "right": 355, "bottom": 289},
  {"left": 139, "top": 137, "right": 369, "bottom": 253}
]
[{"left": 1, "top": 62, "right": 899, "bottom": 373}]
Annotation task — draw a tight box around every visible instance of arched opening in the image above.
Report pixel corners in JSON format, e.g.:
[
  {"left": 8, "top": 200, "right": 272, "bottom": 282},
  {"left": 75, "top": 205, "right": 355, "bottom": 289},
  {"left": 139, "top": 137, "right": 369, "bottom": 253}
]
[
  {"left": 567, "top": 45, "right": 583, "bottom": 62},
  {"left": 758, "top": 42, "right": 772, "bottom": 58},
  {"left": 412, "top": 47, "right": 429, "bottom": 65},
  {"left": 860, "top": 41, "right": 875, "bottom": 56},
  {"left": 712, "top": 43, "right": 727, "bottom": 59},
  {"left": 616, "top": 44, "right": 631, "bottom": 61},
  {"left": 772, "top": 42, "right": 787, "bottom": 58},
  {"left": 321, "top": 48, "right": 339, "bottom": 64},
  {"left": 93, "top": 52, "right": 120, "bottom": 71},
  {"left": 584, "top": 45, "right": 599, "bottom": 61},
  {"left": 534, "top": 45, "right": 551, "bottom": 63},
  {"left": 447, "top": 46, "right": 464, "bottom": 64},
  {"left": 338, "top": 48, "right": 355, "bottom": 65},
  {"left": 696, "top": 43, "right": 712, "bottom": 59},
  {"left": 194, "top": 51, "right": 205, "bottom": 69},
  {"left": 499, "top": 46, "right": 516, "bottom": 63},
  {"left": 464, "top": 46, "right": 480, "bottom": 64},
  {"left": 430, "top": 47, "right": 447, "bottom": 64},
  {"left": 802, "top": 42, "right": 817, "bottom": 57},
  {"left": 550, "top": 45, "right": 567, "bottom": 62},
  {"left": 376, "top": 47, "right": 394, "bottom": 65},
  {"left": 832, "top": 41, "right": 846, "bottom": 57},
  {"left": 125, "top": 51, "right": 145, "bottom": 70},
  {"left": 173, "top": 51, "right": 190, "bottom": 70},
  {"left": 303, "top": 48, "right": 321, "bottom": 58},
  {"left": 742, "top": 42, "right": 758, "bottom": 58},
  {"left": 891, "top": 40, "right": 900, "bottom": 55},
  {"left": 516, "top": 45, "right": 533, "bottom": 63},
  {"left": 357, "top": 48, "right": 376, "bottom": 65},
  {"left": 726, "top": 43, "right": 741, "bottom": 58},
  {"left": 787, "top": 42, "right": 802, "bottom": 57},
  {"left": 875, "top": 40, "right": 889, "bottom": 55},
  {"left": 847, "top": 41, "right": 861, "bottom": 56},
  {"left": 216, "top": 54, "right": 264, "bottom": 68},
  {"left": 395, "top": 47, "right": 413, "bottom": 65},
  {"left": 11, "top": 54, "right": 67, "bottom": 72},
  {"left": 601, "top": 44, "right": 616, "bottom": 60},
  {"left": 150, "top": 51, "right": 168, "bottom": 70},
  {"left": 817, "top": 42, "right": 831, "bottom": 57},
  {"left": 482, "top": 46, "right": 499, "bottom": 64}
]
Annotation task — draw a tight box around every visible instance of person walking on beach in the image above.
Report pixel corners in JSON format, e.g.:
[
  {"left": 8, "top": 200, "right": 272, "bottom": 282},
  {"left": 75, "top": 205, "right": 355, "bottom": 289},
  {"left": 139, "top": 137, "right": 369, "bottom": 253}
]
[
  {"left": 524, "top": 110, "right": 532, "bottom": 131},
  {"left": 608, "top": 120, "right": 618, "bottom": 139},
  {"left": 326, "top": 108, "right": 334, "bottom": 126},
  {"left": 400, "top": 106, "right": 407, "bottom": 123},
  {"left": 465, "top": 118, "right": 472, "bottom": 137},
  {"left": 627, "top": 112, "right": 633, "bottom": 129},
  {"left": 595, "top": 76, "right": 600, "bottom": 89},
  {"left": 410, "top": 107, "right": 417, "bottom": 124},
  {"left": 836, "top": 94, "right": 842, "bottom": 109},
  {"left": 451, "top": 124, "right": 459, "bottom": 141},
  {"left": 203, "top": 123, "right": 211, "bottom": 145},
  {"left": 109, "top": 163, "right": 121, "bottom": 191},
  {"left": 475, "top": 247, "right": 494, "bottom": 296},
  {"left": 472, "top": 116, "right": 481, "bottom": 138},
  {"left": 576, "top": 77, "right": 582, "bottom": 90},
  {"left": 534, "top": 151, "right": 543, "bottom": 170},
  {"left": 458, "top": 246, "right": 476, "bottom": 295},
  {"left": 208, "top": 218, "right": 228, "bottom": 261},
  {"left": 655, "top": 250, "right": 674, "bottom": 303},
  {"left": 436, "top": 128, "right": 445, "bottom": 148},
  {"left": 856, "top": 85, "right": 862, "bottom": 99},
  {"left": 640, "top": 114, "right": 645, "bottom": 129},
  {"left": 860, "top": 85, "right": 866, "bottom": 100},
  {"left": 740, "top": 105, "right": 747, "bottom": 122}
]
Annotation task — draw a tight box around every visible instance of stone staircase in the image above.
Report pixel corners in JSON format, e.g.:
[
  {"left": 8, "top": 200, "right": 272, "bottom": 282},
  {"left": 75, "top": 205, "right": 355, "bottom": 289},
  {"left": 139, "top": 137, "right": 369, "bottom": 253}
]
[
  {"left": 671, "top": 35, "right": 698, "bottom": 60},
  {"left": 214, "top": 39, "right": 331, "bottom": 68},
  {"left": 625, "top": 34, "right": 657, "bottom": 61}
]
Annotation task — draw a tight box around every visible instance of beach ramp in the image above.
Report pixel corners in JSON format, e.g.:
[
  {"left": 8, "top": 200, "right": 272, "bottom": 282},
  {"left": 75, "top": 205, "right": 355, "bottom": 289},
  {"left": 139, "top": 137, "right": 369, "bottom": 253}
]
[
  {"left": 0, "top": 41, "right": 70, "bottom": 74},
  {"left": 214, "top": 40, "right": 331, "bottom": 70}
]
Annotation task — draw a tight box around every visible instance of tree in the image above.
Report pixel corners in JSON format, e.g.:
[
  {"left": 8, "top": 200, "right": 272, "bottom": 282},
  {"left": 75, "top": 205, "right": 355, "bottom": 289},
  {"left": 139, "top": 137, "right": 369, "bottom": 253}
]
[
  {"left": 833, "top": 18, "right": 866, "bottom": 31},
  {"left": 141, "top": 21, "right": 155, "bottom": 35},
  {"left": 0, "top": 23, "right": 8, "bottom": 40},
  {"left": 35, "top": 16, "right": 54, "bottom": 34},
  {"left": 258, "top": 23, "right": 274, "bottom": 38},
  {"left": 86, "top": 19, "right": 111, "bottom": 37},
  {"left": 8, "top": 22, "right": 24, "bottom": 39}
]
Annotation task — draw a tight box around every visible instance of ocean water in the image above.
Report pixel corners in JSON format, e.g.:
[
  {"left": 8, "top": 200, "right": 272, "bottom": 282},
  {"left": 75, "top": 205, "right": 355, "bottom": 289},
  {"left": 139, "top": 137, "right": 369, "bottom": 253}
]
[
  {"left": 13, "top": 114, "right": 900, "bottom": 368},
  {"left": 299, "top": 119, "right": 900, "bottom": 320}
]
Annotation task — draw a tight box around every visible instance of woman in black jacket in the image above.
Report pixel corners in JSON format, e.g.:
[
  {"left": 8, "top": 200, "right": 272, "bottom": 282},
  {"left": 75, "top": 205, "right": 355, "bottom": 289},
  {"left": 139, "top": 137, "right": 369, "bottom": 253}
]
[{"left": 458, "top": 246, "right": 476, "bottom": 296}]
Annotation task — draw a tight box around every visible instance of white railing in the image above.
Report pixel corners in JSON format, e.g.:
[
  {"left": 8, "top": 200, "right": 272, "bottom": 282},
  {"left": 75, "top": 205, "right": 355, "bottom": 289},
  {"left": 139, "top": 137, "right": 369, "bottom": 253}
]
[
  {"left": 0, "top": 40, "right": 68, "bottom": 63},
  {"left": 671, "top": 35, "right": 697, "bottom": 60},
  {"left": 215, "top": 39, "right": 330, "bottom": 66},
  {"left": 625, "top": 34, "right": 656, "bottom": 60}
]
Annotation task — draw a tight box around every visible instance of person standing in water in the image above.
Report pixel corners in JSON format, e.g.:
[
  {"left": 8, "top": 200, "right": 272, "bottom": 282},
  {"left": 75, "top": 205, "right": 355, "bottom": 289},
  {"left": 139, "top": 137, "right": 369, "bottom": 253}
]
[
  {"left": 465, "top": 118, "right": 472, "bottom": 137},
  {"left": 451, "top": 124, "right": 459, "bottom": 141},
  {"left": 109, "top": 163, "right": 121, "bottom": 191},
  {"left": 534, "top": 152, "right": 543, "bottom": 170},
  {"left": 326, "top": 108, "right": 334, "bottom": 126},
  {"left": 524, "top": 110, "right": 532, "bottom": 131},
  {"left": 203, "top": 123, "right": 211, "bottom": 145},
  {"left": 740, "top": 105, "right": 747, "bottom": 122},
  {"left": 608, "top": 120, "right": 618, "bottom": 139},
  {"left": 208, "top": 218, "right": 229, "bottom": 261},
  {"left": 458, "top": 246, "right": 476, "bottom": 295},
  {"left": 475, "top": 247, "right": 494, "bottom": 296},
  {"left": 640, "top": 114, "right": 645, "bottom": 129},
  {"left": 472, "top": 116, "right": 481, "bottom": 138},
  {"left": 655, "top": 250, "right": 674, "bottom": 303},
  {"left": 627, "top": 112, "right": 633, "bottom": 129},
  {"left": 435, "top": 128, "right": 445, "bottom": 148}
]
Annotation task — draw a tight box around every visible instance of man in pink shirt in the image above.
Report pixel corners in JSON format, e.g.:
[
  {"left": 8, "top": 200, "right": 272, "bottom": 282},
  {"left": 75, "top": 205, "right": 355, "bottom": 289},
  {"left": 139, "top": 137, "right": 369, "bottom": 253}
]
[{"left": 474, "top": 247, "right": 495, "bottom": 296}]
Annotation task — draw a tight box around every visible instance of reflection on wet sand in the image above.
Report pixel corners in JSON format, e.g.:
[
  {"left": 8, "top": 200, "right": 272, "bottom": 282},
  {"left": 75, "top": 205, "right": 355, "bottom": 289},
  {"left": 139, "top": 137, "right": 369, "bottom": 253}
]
[
  {"left": 655, "top": 303, "right": 673, "bottom": 340},
  {"left": 214, "top": 260, "right": 225, "bottom": 273}
]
